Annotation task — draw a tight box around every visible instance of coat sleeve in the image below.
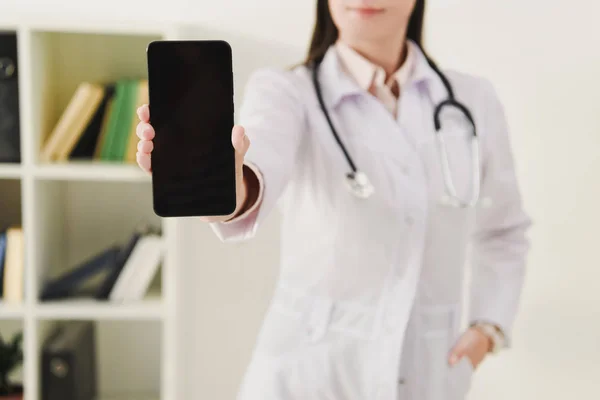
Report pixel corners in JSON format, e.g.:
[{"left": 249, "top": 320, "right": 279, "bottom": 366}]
[
  {"left": 209, "top": 68, "right": 306, "bottom": 242},
  {"left": 468, "top": 79, "right": 532, "bottom": 345}
]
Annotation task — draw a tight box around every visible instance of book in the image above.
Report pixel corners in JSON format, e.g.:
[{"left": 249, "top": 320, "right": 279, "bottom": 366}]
[
  {"left": 69, "top": 84, "right": 116, "bottom": 160},
  {"left": 40, "top": 246, "right": 120, "bottom": 301},
  {"left": 109, "top": 233, "right": 164, "bottom": 302},
  {"left": 0, "top": 231, "right": 6, "bottom": 298},
  {"left": 40, "top": 77, "right": 147, "bottom": 164},
  {"left": 40, "top": 82, "right": 105, "bottom": 162},
  {"left": 125, "top": 79, "right": 149, "bottom": 163},
  {"left": 39, "top": 225, "right": 162, "bottom": 302},
  {"left": 2, "top": 226, "right": 23, "bottom": 303},
  {"left": 92, "top": 95, "right": 115, "bottom": 160},
  {"left": 99, "top": 79, "right": 141, "bottom": 162},
  {"left": 94, "top": 229, "right": 142, "bottom": 300},
  {"left": 112, "top": 79, "right": 138, "bottom": 161}
]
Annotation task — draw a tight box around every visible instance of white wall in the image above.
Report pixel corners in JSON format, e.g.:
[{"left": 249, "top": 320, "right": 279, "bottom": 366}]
[
  {"left": 5, "top": 0, "right": 600, "bottom": 399},
  {"left": 174, "top": 1, "right": 600, "bottom": 399},
  {"left": 425, "top": 1, "right": 600, "bottom": 398},
  {"left": 3, "top": 0, "right": 315, "bottom": 47}
]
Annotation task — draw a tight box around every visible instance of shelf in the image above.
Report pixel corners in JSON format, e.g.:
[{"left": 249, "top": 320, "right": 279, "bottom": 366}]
[
  {"left": 0, "top": 16, "right": 180, "bottom": 400},
  {"left": 35, "top": 297, "right": 163, "bottom": 320},
  {"left": 98, "top": 396, "right": 159, "bottom": 400},
  {"left": 0, "top": 164, "right": 21, "bottom": 178},
  {"left": 0, "top": 20, "right": 17, "bottom": 31},
  {"left": 0, "top": 302, "right": 25, "bottom": 319},
  {"left": 33, "top": 162, "right": 150, "bottom": 182},
  {"left": 22, "top": 15, "right": 172, "bottom": 38}
]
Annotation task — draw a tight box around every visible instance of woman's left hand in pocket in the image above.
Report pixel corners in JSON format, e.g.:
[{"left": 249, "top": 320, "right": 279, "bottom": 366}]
[{"left": 447, "top": 328, "right": 491, "bottom": 370}]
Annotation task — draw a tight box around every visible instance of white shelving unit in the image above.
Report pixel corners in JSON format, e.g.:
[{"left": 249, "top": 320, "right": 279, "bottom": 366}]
[{"left": 0, "top": 15, "right": 182, "bottom": 400}]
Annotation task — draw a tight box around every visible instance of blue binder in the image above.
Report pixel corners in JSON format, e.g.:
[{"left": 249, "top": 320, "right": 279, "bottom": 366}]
[{"left": 0, "top": 231, "right": 7, "bottom": 298}]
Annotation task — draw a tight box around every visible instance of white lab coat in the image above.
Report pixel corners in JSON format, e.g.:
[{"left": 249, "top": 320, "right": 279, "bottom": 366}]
[{"left": 211, "top": 42, "right": 531, "bottom": 400}]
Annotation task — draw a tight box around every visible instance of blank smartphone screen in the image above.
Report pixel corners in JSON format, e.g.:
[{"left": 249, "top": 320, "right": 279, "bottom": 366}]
[{"left": 147, "top": 40, "right": 236, "bottom": 217}]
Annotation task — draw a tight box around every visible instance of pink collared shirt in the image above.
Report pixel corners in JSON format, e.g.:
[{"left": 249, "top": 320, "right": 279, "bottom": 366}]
[
  {"left": 335, "top": 40, "right": 417, "bottom": 118},
  {"left": 224, "top": 41, "right": 417, "bottom": 224}
]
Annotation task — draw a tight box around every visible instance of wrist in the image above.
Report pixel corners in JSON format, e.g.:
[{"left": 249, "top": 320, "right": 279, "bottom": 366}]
[
  {"left": 225, "top": 164, "right": 259, "bottom": 221},
  {"left": 470, "top": 322, "right": 506, "bottom": 354},
  {"left": 240, "top": 164, "right": 259, "bottom": 211}
]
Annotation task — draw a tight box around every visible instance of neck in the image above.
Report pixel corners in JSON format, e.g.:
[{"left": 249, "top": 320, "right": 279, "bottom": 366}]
[{"left": 339, "top": 33, "right": 408, "bottom": 78}]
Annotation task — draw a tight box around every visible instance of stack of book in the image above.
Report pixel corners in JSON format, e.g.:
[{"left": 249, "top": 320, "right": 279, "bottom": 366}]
[
  {"left": 0, "top": 226, "right": 24, "bottom": 304},
  {"left": 40, "top": 224, "right": 164, "bottom": 303},
  {"left": 40, "top": 78, "right": 148, "bottom": 163}
]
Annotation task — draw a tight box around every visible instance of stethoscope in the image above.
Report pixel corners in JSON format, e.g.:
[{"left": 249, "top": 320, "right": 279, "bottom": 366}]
[{"left": 311, "top": 55, "right": 486, "bottom": 208}]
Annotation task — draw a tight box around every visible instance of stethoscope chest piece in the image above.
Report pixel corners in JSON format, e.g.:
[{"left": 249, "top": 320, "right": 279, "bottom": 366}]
[{"left": 346, "top": 171, "right": 374, "bottom": 199}]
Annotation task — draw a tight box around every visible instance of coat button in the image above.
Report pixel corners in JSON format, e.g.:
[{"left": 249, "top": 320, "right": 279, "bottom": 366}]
[
  {"left": 305, "top": 326, "right": 314, "bottom": 340},
  {"left": 401, "top": 165, "right": 410, "bottom": 175},
  {"left": 404, "top": 215, "right": 414, "bottom": 226}
]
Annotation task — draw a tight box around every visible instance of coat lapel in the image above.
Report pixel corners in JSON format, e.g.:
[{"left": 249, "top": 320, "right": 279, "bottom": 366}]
[
  {"left": 312, "top": 42, "right": 455, "bottom": 163},
  {"left": 314, "top": 47, "right": 364, "bottom": 111}
]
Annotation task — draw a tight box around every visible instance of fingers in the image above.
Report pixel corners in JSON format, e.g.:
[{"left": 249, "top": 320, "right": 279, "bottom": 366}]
[
  {"left": 135, "top": 114, "right": 154, "bottom": 174},
  {"left": 136, "top": 152, "right": 152, "bottom": 174},
  {"left": 448, "top": 333, "right": 470, "bottom": 366},
  {"left": 231, "top": 125, "right": 250, "bottom": 157},
  {"left": 136, "top": 121, "right": 155, "bottom": 141},
  {"left": 137, "top": 104, "right": 150, "bottom": 123},
  {"left": 138, "top": 139, "right": 154, "bottom": 154},
  {"left": 449, "top": 329, "right": 489, "bottom": 369}
]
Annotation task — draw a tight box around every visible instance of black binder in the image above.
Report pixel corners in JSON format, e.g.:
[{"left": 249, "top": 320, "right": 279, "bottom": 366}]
[
  {"left": 41, "top": 321, "right": 97, "bottom": 400},
  {"left": 0, "top": 32, "right": 21, "bottom": 163},
  {"left": 39, "top": 246, "right": 120, "bottom": 301}
]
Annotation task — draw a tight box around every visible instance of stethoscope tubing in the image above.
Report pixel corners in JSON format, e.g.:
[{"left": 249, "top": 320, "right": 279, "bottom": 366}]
[{"left": 311, "top": 48, "right": 482, "bottom": 206}]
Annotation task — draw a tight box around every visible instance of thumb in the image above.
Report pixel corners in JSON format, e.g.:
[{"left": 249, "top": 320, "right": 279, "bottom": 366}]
[
  {"left": 231, "top": 125, "right": 250, "bottom": 158},
  {"left": 448, "top": 335, "right": 469, "bottom": 366}
]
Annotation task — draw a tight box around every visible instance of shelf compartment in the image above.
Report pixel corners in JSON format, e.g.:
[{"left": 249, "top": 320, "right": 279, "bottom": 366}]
[
  {"left": 37, "top": 319, "right": 161, "bottom": 398},
  {"left": 27, "top": 29, "right": 162, "bottom": 165},
  {"left": 0, "top": 178, "right": 22, "bottom": 229},
  {"left": 0, "top": 320, "right": 24, "bottom": 388},
  {"left": 0, "top": 179, "right": 25, "bottom": 306},
  {"left": 32, "top": 179, "right": 162, "bottom": 305}
]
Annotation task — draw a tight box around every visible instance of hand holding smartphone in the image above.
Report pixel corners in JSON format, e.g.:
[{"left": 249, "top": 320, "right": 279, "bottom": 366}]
[{"left": 144, "top": 40, "right": 244, "bottom": 218}]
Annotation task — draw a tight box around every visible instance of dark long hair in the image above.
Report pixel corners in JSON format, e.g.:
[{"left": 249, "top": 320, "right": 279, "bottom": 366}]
[{"left": 304, "top": 0, "right": 427, "bottom": 66}]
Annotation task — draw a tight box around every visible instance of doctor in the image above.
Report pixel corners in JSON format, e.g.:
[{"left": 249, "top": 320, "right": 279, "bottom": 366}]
[{"left": 136, "top": 0, "right": 531, "bottom": 399}]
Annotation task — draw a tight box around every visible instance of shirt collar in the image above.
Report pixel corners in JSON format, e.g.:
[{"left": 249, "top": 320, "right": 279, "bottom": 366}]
[
  {"left": 334, "top": 39, "right": 417, "bottom": 92},
  {"left": 315, "top": 39, "right": 447, "bottom": 109}
]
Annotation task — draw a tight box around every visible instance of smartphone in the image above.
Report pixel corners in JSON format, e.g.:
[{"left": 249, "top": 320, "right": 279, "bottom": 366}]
[{"left": 147, "top": 40, "right": 236, "bottom": 217}]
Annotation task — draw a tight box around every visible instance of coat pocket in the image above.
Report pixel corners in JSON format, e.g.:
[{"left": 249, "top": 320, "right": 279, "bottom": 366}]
[
  {"left": 253, "top": 289, "right": 333, "bottom": 362},
  {"left": 447, "top": 356, "right": 474, "bottom": 400},
  {"left": 414, "top": 306, "right": 474, "bottom": 400},
  {"left": 245, "top": 289, "right": 336, "bottom": 399}
]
